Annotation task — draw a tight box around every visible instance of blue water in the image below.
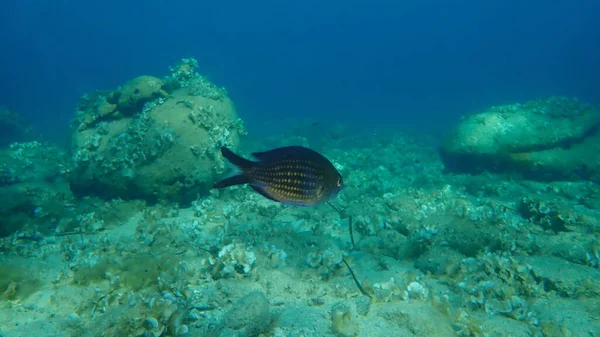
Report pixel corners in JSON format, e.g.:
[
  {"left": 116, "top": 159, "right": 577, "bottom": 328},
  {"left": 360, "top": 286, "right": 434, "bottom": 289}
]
[{"left": 1, "top": 0, "right": 599, "bottom": 142}]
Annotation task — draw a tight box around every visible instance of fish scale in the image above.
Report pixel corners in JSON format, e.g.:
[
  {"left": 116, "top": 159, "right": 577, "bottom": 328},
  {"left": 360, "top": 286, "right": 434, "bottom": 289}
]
[{"left": 213, "top": 146, "right": 343, "bottom": 206}]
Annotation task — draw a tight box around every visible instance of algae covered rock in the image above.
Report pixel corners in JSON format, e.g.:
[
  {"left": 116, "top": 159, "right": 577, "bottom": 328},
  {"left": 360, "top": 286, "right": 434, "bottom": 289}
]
[
  {"left": 502, "top": 129, "right": 600, "bottom": 182},
  {"left": 70, "top": 59, "right": 246, "bottom": 204},
  {"left": 378, "top": 301, "right": 455, "bottom": 337},
  {"left": 73, "top": 91, "right": 119, "bottom": 131},
  {"left": 0, "top": 142, "right": 74, "bottom": 237},
  {"left": 276, "top": 307, "right": 336, "bottom": 336},
  {"left": 532, "top": 298, "right": 600, "bottom": 337},
  {"left": 0, "top": 106, "right": 31, "bottom": 146},
  {"left": 524, "top": 255, "right": 600, "bottom": 297},
  {"left": 116, "top": 75, "right": 168, "bottom": 115},
  {"left": 440, "top": 97, "right": 600, "bottom": 181},
  {"left": 73, "top": 76, "right": 168, "bottom": 131},
  {"left": 414, "top": 246, "right": 465, "bottom": 275},
  {"left": 218, "top": 291, "right": 272, "bottom": 337}
]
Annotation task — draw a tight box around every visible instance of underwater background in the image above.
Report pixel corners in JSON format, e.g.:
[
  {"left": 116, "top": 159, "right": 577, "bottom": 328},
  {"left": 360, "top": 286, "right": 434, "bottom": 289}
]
[
  {"left": 1, "top": 1, "right": 600, "bottom": 337},
  {"left": 3, "top": 0, "right": 600, "bottom": 140}
]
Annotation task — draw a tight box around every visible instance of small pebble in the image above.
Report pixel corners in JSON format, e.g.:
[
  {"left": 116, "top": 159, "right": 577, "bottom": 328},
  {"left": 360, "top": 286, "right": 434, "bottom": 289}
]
[
  {"left": 176, "top": 324, "right": 189, "bottom": 335},
  {"left": 144, "top": 317, "right": 159, "bottom": 330}
]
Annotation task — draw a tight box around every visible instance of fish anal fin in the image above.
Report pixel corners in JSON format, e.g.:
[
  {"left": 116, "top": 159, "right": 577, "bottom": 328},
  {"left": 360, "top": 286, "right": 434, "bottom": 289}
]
[{"left": 250, "top": 185, "right": 279, "bottom": 202}]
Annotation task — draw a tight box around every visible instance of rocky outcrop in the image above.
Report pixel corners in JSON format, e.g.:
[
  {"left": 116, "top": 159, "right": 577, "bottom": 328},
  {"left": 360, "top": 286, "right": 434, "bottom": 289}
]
[{"left": 440, "top": 97, "right": 600, "bottom": 182}]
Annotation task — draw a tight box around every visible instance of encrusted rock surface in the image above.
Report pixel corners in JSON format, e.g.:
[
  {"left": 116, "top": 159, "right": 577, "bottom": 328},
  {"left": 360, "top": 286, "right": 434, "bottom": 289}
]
[
  {"left": 70, "top": 59, "right": 246, "bottom": 204},
  {"left": 440, "top": 96, "right": 600, "bottom": 182}
]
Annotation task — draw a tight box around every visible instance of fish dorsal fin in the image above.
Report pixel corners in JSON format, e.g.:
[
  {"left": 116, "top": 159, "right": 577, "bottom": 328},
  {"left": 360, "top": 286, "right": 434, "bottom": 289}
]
[
  {"left": 252, "top": 146, "right": 322, "bottom": 161},
  {"left": 251, "top": 151, "right": 270, "bottom": 160}
]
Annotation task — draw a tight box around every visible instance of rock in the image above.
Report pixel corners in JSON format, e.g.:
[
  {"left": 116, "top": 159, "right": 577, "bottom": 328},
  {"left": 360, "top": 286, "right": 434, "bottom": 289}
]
[
  {"left": 478, "top": 315, "right": 535, "bottom": 337},
  {"left": 533, "top": 231, "right": 597, "bottom": 265},
  {"left": 354, "top": 296, "right": 371, "bottom": 316},
  {"left": 0, "top": 142, "right": 74, "bottom": 237},
  {"left": 440, "top": 96, "right": 600, "bottom": 182},
  {"left": 277, "top": 307, "right": 337, "bottom": 337},
  {"left": 524, "top": 255, "right": 600, "bottom": 297},
  {"left": 70, "top": 69, "right": 245, "bottom": 204},
  {"left": 331, "top": 302, "right": 359, "bottom": 337},
  {"left": 0, "top": 106, "right": 30, "bottom": 146},
  {"left": 434, "top": 218, "right": 502, "bottom": 257},
  {"left": 377, "top": 301, "right": 455, "bottom": 337},
  {"left": 219, "top": 291, "right": 272, "bottom": 337},
  {"left": 504, "top": 128, "right": 600, "bottom": 182},
  {"left": 414, "top": 246, "right": 465, "bottom": 275},
  {"left": 116, "top": 76, "right": 168, "bottom": 115},
  {"left": 532, "top": 298, "right": 600, "bottom": 337}
]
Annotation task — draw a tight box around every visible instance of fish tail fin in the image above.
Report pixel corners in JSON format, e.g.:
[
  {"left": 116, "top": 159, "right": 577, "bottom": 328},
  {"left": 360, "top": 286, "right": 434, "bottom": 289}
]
[
  {"left": 214, "top": 147, "right": 254, "bottom": 189},
  {"left": 221, "top": 147, "right": 255, "bottom": 169},
  {"left": 213, "top": 174, "right": 250, "bottom": 189}
]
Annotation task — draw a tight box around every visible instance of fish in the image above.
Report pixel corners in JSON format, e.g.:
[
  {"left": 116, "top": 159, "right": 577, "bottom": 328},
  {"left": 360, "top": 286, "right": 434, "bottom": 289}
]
[{"left": 213, "top": 146, "right": 343, "bottom": 206}]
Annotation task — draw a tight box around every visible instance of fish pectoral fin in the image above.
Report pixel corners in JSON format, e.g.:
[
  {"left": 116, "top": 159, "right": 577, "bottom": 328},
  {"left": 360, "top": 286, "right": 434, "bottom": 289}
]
[
  {"left": 213, "top": 174, "right": 250, "bottom": 189},
  {"left": 250, "top": 185, "right": 279, "bottom": 202}
]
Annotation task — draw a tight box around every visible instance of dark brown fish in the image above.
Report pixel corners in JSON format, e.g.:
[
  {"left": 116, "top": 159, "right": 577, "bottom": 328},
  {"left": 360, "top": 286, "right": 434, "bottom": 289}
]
[{"left": 214, "top": 146, "right": 343, "bottom": 206}]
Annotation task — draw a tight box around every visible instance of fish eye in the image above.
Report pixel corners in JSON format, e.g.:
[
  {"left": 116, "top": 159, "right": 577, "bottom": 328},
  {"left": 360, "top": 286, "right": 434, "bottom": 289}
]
[{"left": 337, "top": 177, "right": 343, "bottom": 187}]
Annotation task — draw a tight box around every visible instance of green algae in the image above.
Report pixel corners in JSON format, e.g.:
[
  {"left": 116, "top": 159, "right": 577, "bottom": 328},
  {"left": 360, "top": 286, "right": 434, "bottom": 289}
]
[
  {"left": 0, "top": 259, "right": 43, "bottom": 302},
  {"left": 71, "top": 252, "right": 183, "bottom": 292}
]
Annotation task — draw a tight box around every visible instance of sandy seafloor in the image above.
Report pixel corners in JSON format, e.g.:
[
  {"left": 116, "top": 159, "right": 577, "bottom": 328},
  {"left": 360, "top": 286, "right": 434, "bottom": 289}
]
[{"left": 1, "top": 130, "right": 599, "bottom": 337}]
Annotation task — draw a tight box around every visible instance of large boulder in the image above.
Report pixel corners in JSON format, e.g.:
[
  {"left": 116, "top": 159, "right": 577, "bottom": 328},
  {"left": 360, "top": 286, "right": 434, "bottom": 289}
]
[
  {"left": 440, "top": 97, "right": 600, "bottom": 181},
  {"left": 70, "top": 59, "right": 246, "bottom": 204}
]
